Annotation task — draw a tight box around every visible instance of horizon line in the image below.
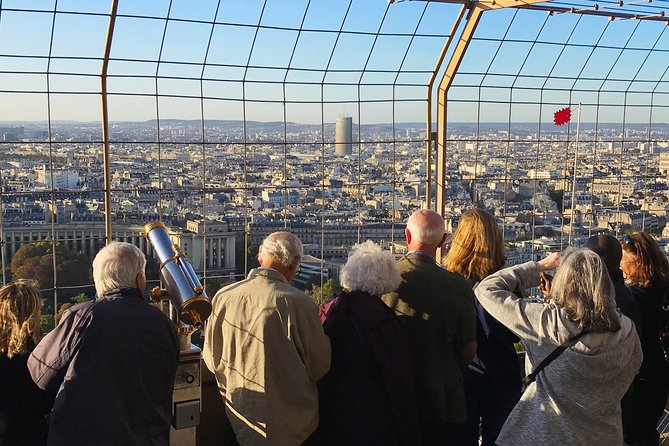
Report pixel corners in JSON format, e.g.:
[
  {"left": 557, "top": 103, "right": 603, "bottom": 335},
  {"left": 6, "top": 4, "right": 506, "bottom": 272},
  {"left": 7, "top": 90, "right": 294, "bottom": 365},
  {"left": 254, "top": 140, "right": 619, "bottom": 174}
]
[{"left": 0, "top": 119, "right": 666, "bottom": 126}]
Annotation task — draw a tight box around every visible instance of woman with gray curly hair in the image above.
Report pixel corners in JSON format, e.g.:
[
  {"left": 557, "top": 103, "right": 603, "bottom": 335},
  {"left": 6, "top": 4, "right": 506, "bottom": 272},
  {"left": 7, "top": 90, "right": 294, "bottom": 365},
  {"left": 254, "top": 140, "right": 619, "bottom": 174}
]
[{"left": 318, "top": 241, "right": 421, "bottom": 446}]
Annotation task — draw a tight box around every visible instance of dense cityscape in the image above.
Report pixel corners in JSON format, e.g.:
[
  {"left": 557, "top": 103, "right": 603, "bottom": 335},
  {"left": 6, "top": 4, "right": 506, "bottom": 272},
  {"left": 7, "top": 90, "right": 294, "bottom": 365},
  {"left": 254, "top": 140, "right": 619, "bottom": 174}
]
[
  {"left": 2, "top": 119, "right": 669, "bottom": 298},
  {"left": 2, "top": 0, "right": 669, "bottom": 443}
]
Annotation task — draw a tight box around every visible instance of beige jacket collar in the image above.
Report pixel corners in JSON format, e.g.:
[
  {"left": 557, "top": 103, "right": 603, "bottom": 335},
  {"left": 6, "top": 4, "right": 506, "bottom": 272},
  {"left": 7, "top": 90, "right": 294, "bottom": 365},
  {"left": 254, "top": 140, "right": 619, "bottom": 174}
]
[{"left": 249, "top": 267, "right": 289, "bottom": 283}]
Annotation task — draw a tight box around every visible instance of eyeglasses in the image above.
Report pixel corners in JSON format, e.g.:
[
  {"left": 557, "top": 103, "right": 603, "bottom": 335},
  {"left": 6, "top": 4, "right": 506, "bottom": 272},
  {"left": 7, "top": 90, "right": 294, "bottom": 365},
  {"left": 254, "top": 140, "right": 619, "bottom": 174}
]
[{"left": 622, "top": 234, "right": 636, "bottom": 249}]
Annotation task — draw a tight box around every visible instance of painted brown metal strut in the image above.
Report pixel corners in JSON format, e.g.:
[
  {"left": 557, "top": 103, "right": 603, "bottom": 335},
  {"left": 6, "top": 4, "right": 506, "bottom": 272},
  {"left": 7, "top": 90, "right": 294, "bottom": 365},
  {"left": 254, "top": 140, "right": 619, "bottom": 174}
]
[
  {"left": 101, "top": 0, "right": 120, "bottom": 244},
  {"left": 420, "top": 0, "right": 546, "bottom": 258}
]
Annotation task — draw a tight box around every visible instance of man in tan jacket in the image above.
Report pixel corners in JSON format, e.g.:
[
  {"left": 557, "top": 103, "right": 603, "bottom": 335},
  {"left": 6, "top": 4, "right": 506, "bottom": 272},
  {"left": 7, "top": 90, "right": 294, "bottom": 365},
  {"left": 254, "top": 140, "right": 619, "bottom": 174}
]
[{"left": 203, "top": 231, "right": 331, "bottom": 446}]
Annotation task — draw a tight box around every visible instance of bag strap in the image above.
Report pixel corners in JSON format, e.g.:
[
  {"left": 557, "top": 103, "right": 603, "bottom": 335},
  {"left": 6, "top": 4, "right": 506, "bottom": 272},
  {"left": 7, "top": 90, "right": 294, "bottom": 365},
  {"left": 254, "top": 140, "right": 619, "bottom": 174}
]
[{"left": 522, "top": 331, "right": 588, "bottom": 389}]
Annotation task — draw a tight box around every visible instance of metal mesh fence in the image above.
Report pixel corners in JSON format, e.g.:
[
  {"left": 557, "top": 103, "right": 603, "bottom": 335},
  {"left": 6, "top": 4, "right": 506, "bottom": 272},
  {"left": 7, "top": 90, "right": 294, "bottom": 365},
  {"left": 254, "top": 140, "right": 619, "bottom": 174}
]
[
  {"left": 445, "top": 3, "right": 669, "bottom": 268},
  {"left": 1, "top": 0, "right": 669, "bottom": 324}
]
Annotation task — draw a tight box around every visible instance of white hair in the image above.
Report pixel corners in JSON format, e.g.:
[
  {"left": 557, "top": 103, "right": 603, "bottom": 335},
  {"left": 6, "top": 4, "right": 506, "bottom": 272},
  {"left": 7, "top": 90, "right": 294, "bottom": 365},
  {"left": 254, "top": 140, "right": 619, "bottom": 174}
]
[
  {"left": 340, "top": 240, "right": 402, "bottom": 296},
  {"left": 258, "top": 232, "right": 303, "bottom": 269},
  {"left": 406, "top": 210, "right": 445, "bottom": 246},
  {"left": 92, "top": 242, "right": 146, "bottom": 297}
]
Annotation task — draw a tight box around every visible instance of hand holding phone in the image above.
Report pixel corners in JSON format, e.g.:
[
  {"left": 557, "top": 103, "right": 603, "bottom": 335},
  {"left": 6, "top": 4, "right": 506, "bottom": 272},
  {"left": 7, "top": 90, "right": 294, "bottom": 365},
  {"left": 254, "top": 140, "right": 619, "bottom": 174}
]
[{"left": 539, "top": 272, "right": 553, "bottom": 297}]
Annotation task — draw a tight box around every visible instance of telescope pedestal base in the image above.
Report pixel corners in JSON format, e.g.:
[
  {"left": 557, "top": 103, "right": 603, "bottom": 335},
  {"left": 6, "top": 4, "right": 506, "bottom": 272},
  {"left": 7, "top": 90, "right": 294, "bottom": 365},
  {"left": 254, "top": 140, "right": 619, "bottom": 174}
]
[{"left": 170, "top": 343, "right": 202, "bottom": 446}]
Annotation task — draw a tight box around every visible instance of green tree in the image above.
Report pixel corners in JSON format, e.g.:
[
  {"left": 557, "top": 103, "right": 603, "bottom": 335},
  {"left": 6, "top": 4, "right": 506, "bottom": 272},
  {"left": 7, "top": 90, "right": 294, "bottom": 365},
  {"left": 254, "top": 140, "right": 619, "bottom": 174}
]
[
  {"left": 40, "top": 313, "right": 55, "bottom": 333},
  {"left": 11, "top": 240, "right": 92, "bottom": 308},
  {"left": 72, "top": 292, "right": 92, "bottom": 303},
  {"left": 235, "top": 242, "right": 260, "bottom": 275},
  {"left": 56, "top": 302, "right": 74, "bottom": 322},
  {"left": 305, "top": 278, "right": 342, "bottom": 306}
]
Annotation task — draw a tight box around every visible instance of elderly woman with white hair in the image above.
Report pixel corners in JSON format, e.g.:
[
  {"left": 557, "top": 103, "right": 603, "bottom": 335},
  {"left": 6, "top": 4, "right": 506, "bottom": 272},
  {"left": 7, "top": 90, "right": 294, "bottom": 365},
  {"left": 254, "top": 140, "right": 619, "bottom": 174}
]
[
  {"left": 318, "top": 241, "right": 421, "bottom": 446},
  {"left": 474, "top": 249, "right": 642, "bottom": 446}
]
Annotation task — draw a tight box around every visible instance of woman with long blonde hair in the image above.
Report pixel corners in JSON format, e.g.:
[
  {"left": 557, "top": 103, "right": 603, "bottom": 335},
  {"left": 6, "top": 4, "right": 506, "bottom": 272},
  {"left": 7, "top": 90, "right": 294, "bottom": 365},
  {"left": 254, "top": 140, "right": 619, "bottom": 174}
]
[
  {"left": 0, "top": 281, "right": 51, "bottom": 445},
  {"left": 442, "top": 208, "right": 520, "bottom": 446},
  {"left": 443, "top": 208, "right": 506, "bottom": 282}
]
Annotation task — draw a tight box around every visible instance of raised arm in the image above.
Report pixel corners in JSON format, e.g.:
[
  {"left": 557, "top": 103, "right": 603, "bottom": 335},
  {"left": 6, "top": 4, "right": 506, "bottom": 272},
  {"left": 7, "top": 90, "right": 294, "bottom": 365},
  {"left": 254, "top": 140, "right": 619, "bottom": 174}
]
[{"left": 474, "top": 253, "right": 560, "bottom": 343}]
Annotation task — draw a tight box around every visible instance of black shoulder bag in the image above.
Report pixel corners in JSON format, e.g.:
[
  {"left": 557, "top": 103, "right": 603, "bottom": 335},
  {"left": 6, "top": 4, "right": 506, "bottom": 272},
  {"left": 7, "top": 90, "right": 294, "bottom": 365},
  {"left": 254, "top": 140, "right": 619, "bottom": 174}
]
[{"left": 521, "top": 331, "right": 588, "bottom": 392}]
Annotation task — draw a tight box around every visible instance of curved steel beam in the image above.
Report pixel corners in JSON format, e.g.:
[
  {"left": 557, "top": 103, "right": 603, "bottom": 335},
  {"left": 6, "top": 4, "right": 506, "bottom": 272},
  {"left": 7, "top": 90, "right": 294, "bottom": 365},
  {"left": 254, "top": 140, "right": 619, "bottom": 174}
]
[{"left": 426, "top": 5, "right": 467, "bottom": 209}]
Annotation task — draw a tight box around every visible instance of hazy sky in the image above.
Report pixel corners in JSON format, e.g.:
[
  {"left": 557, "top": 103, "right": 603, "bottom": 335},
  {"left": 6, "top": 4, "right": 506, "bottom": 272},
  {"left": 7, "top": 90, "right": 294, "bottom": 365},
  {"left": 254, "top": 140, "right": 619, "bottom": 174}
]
[{"left": 1, "top": 0, "right": 668, "bottom": 124}]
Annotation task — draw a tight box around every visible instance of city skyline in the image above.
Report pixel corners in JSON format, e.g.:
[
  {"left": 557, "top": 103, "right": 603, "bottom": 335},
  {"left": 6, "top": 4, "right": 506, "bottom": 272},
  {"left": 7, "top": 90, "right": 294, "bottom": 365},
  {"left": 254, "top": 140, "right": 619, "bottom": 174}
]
[{"left": 2, "top": 0, "right": 669, "bottom": 303}]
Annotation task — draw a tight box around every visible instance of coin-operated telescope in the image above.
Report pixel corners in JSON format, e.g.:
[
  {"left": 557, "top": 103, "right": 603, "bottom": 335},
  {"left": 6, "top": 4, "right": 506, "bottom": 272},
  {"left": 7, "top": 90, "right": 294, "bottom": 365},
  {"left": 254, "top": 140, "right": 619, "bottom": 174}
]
[
  {"left": 144, "top": 220, "right": 211, "bottom": 328},
  {"left": 144, "top": 220, "right": 211, "bottom": 446}
]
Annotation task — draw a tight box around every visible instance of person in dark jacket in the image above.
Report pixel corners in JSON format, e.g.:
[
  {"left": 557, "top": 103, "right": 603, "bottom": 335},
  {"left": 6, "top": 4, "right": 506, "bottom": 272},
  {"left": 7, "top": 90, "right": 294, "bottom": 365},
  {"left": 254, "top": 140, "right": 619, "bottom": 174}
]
[
  {"left": 620, "top": 232, "right": 669, "bottom": 446},
  {"left": 319, "top": 240, "right": 421, "bottom": 446},
  {"left": 442, "top": 208, "right": 521, "bottom": 446},
  {"left": 584, "top": 234, "right": 641, "bottom": 330},
  {"left": 0, "top": 281, "right": 51, "bottom": 446},
  {"left": 382, "top": 210, "right": 476, "bottom": 445},
  {"left": 28, "top": 241, "right": 179, "bottom": 446}
]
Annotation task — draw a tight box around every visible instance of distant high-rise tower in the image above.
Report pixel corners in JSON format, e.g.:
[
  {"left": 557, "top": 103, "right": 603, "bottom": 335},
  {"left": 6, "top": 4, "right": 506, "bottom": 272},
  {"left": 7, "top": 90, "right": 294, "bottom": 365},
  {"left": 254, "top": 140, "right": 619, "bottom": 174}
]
[{"left": 335, "top": 116, "right": 352, "bottom": 156}]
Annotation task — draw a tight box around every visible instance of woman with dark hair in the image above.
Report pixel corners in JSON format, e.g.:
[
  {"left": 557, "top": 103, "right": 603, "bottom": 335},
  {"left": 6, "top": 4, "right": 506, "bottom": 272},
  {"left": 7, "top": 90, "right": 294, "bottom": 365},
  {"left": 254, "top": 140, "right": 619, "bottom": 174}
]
[
  {"left": 475, "top": 249, "right": 641, "bottom": 445},
  {"left": 442, "top": 208, "right": 520, "bottom": 446},
  {"left": 0, "top": 281, "right": 51, "bottom": 446},
  {"left": 620, "top": 231, "right": 669, "bottom": 446},
  {"left": 584, "top": 234, "right": 641, "bottom": 330}
]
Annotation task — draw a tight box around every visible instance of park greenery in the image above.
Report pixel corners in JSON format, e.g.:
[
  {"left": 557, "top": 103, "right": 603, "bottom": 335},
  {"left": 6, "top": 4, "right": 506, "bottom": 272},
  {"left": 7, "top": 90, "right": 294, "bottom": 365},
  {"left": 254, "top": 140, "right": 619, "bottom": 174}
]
[
  {"left": 10, "top": 240, "right": 93, "bottom": 330},
  {"left": 305, "top": 278, "right": 342, "bottom": 306}
]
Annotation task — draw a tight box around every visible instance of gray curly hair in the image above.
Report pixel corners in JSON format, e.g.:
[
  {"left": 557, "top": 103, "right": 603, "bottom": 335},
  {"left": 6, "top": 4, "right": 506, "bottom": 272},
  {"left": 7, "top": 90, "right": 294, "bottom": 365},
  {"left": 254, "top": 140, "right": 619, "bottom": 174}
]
[{"left": 340, "top": 241, "right": 402, "bottom": 296}]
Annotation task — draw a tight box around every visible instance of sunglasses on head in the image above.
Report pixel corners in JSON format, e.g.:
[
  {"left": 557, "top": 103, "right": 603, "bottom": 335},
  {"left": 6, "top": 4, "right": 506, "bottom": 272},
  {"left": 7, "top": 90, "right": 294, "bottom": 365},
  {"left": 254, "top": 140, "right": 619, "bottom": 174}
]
[{"left": 622, "top": 234, "right": 635, "bottom": 248}]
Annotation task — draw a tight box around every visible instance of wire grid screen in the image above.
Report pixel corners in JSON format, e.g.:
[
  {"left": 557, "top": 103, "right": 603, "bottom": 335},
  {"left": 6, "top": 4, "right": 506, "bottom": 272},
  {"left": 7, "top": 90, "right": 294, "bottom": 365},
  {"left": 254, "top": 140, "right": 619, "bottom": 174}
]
[
  {"left": 445, "top": 6, "right": 669, "bottom": 266},
  {"left": 0, "top": 0, "right": 460, "bottom": 322}
]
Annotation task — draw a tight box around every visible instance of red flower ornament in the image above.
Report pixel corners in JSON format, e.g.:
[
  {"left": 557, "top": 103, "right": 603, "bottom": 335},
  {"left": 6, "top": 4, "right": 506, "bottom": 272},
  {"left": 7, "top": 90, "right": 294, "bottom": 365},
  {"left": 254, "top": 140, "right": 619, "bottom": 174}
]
[{"left": 554, "top": 107, "right": 571, "bottom": 126}]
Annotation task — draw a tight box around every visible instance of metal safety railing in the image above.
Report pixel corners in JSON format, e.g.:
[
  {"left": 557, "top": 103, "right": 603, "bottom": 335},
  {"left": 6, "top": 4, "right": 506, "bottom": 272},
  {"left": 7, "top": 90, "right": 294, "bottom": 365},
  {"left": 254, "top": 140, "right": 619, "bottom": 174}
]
[{"left": 1, "top": 0, "right": 669, "bottom": 326}]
